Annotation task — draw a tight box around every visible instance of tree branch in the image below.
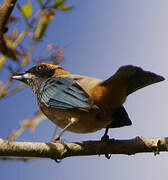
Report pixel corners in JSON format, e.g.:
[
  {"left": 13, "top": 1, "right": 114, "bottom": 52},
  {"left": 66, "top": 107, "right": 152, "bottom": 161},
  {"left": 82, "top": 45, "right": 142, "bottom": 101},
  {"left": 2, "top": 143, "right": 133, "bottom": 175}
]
[
  {"left": 0, "top": 136, "right": 168, "bottom": 160},
  {"left": 0, "top": 0, "right": 17, "bottom": 39}
]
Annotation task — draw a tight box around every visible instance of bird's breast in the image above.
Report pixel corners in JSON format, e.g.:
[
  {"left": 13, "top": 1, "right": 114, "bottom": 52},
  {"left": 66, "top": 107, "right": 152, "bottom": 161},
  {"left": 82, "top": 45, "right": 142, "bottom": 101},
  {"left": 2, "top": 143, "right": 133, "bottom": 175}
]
[{"left": 38, "top": 101, "right": 110, "bottom": 133}]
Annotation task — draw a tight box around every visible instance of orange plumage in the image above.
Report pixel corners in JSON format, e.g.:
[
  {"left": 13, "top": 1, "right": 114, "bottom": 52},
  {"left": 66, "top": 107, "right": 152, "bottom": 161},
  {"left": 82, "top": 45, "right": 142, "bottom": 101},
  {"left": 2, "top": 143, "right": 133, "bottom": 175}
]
[{"left": 91, "top": 80, "right": 127, "bottom": 109}]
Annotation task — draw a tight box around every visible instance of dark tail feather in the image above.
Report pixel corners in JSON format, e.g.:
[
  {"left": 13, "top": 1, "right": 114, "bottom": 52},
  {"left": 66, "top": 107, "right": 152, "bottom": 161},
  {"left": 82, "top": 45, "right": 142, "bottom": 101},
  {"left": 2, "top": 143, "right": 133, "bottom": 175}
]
[
  {"left": 119, "top": 65, "right": 164, "bottom": 95},
  {"left": 104, "top": 65, "right": 165, "bottom": 96},
  {"left": 107, "top": 106, "right": 132, "bottom": 128}
]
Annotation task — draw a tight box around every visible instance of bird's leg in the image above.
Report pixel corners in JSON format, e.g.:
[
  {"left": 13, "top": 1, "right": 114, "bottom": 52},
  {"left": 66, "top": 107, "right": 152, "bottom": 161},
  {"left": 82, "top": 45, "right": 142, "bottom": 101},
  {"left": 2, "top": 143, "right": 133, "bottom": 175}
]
[
  {"left": 101, "top": 127, "right": 112, "bottom": 159},
  {"left": 51, "top": 126, "right": 60, "bottom": 142},
  {"left": 54, "top": 117, "right": 77, "bottom": 141},
  {"left": 54, "top": 122, "right": 73, "bottom": 141},
  {"left": 101, "top": 127, "right": 109, "bottom": 141}
]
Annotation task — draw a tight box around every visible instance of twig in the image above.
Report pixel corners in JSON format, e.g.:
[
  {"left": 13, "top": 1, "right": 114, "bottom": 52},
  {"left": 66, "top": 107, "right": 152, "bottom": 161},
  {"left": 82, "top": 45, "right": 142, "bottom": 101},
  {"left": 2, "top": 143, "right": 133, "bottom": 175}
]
[
  {"left": 0, "top": 83, "right": 25, "bottom": 99},
  {"left": 0, "top": 0, "right": 17, "bottom": 39},
  {"left": 0, "top": 156, "right": 42, "bottom": 162},
  {"left": 8, "top": 111, "right": 46, "bottom": 141},
  {"left": 0, "top": 136, "right": 168, "bottom": 160}
]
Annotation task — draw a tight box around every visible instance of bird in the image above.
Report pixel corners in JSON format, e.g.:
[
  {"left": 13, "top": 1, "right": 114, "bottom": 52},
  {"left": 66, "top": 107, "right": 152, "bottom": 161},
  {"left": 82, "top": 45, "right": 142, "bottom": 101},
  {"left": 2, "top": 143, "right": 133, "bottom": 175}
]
[{"left": 12, "top": 63, "right": 165, "bottom": 141}]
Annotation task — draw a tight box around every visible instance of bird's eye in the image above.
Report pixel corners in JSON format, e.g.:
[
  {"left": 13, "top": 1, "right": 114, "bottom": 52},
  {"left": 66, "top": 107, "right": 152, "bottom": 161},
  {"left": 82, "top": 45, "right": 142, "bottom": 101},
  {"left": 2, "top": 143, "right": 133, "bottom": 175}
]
[
  {"left": 37, "top": 65, "right": 45, "bottom": 71},
  {"left": 37, "top": 66, "right": 42, "bottom": 71},
  {"left": 38, "top": 66, "right": 41, "bottom": 70}
]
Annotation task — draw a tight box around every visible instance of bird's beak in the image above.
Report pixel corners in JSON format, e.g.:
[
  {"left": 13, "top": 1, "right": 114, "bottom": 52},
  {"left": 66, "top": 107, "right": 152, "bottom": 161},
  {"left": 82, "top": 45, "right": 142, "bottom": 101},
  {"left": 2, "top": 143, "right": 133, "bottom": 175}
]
[
  {"left": 11, "top": 73, "right": 25, "bottom": 82},
  {"left": 11, "top": 73, "right": 32, "bottom": 83},
  {"left": 12, "top": 74, "right": 24, "bottom": 80}
]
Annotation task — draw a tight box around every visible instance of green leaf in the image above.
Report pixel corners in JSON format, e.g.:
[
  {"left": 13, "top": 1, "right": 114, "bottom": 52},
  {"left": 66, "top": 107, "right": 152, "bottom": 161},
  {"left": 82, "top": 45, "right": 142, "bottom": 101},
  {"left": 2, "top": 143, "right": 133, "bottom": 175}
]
[
  {"left": 37, "top": 0, "right": 42, "bottom": 3},
  {"left": 60, "top": 4, "right": 74, "bottom": 11},
  {"left": 53, "top": 0, "right": 64, "bottom": 9},
  {"left": 19, "top": 1, "right": 33, "bottom": 20},
  {"left": 153, "top": 148, "right": 160, "bottom": 156},
  {"left": 35, "top": 10, "right": 55, "bottom": 41},
  {"left": 52, "top": 0, "right": 74, "bottom": 11}
]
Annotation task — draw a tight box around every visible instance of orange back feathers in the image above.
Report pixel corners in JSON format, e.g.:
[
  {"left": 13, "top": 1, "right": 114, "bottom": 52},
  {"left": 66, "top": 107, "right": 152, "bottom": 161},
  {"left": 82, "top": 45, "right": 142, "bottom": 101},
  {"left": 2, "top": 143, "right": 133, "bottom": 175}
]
[{"left": 91, "top": 80, "right": 127, "bottom": 109}]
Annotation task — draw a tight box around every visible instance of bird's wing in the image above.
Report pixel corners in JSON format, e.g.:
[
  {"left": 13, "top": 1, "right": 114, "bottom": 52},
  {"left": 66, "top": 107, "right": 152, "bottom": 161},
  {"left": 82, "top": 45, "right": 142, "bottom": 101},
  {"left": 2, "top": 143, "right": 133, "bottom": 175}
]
[
  {"left": 108, "top": 106, "right": 132, "bottom": 128},
  {"left": 38, "top": 76, "right": 94, "bottom": 110}
]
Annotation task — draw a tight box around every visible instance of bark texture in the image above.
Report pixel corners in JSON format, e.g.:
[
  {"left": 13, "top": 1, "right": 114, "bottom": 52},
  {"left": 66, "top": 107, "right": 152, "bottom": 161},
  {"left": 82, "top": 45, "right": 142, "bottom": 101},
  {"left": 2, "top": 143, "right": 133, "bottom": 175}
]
[{"left": 0, "top": 137, "right": 167, "bottom": 160}]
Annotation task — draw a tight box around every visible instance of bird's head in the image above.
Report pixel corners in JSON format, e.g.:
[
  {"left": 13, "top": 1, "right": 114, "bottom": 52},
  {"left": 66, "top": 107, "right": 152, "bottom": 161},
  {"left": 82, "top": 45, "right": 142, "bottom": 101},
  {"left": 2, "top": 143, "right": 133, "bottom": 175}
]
[{"left": 12, "top": 63, "right": 70, "bottom": 93}]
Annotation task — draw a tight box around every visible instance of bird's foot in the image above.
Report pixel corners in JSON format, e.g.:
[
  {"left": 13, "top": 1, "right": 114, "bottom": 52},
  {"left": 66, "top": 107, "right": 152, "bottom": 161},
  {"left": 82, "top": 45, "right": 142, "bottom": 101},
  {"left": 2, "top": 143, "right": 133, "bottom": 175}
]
[
  {"left": 51, "top": 138, "right": 67, "bottom": 163},
  {"left": 101, "top": 134, "right": 110, "bottom": 142},
  {"left": 101, "top": 133, "right": 112, "bottom": 159},
  {"left": 53, "top": 135, "right": 60, "bottom": 142}
]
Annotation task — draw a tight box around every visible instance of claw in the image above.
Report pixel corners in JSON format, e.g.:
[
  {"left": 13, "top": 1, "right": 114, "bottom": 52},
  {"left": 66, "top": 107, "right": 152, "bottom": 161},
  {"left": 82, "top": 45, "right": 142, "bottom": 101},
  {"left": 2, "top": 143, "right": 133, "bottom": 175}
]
[
  {"left": 53, "top": 135, "right": 60, "bottom": 142},
  {"left": 105, "top": 154, "right": 111, "bottom": 159},
  {"left": 53, "top": 159, "right": 62, "bottom": 163}
]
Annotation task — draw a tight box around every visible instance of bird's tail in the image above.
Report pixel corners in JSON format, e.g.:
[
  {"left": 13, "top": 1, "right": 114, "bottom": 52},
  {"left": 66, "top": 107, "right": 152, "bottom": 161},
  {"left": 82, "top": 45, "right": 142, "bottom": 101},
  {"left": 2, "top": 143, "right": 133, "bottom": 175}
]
[{"left": 104, "top": 65, "right": 165, "bottom": 95}]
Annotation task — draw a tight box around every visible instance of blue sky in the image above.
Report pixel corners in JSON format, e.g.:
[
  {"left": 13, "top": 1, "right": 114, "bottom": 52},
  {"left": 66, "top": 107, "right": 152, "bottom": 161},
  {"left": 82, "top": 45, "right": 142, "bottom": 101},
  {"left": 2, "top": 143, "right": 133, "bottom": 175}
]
[{"left": 1, "top": 0, "right": 168, "bottom": 180}]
